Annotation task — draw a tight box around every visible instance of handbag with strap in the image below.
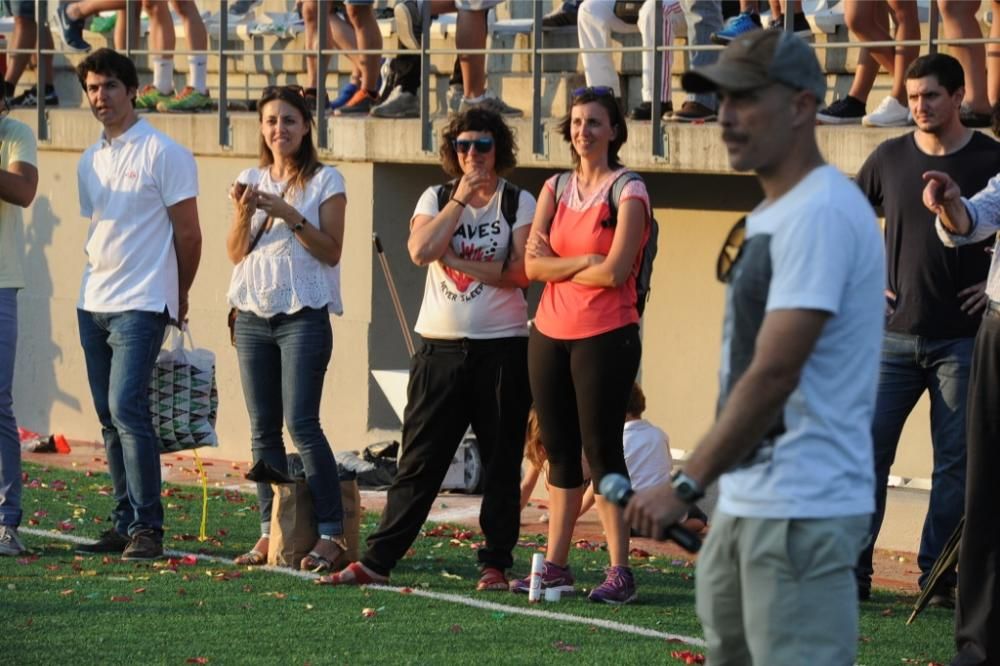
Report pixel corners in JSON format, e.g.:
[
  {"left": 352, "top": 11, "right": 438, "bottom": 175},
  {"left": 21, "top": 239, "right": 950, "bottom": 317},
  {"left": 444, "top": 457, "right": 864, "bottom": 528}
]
[{"left": 227, "top": 217, "right": 271, "bottom": 346}]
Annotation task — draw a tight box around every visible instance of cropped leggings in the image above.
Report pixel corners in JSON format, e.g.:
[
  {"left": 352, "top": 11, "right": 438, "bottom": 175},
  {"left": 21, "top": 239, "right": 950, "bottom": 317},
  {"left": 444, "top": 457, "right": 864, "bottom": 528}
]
[{"left": 527, "top": 324, "right": 641, "bottom": 490}]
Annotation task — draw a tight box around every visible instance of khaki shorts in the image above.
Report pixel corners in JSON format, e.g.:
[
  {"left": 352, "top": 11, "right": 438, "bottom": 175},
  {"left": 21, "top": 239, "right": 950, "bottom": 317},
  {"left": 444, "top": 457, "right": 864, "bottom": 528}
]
[{"left": 695, "top": 511, "right": 870, "bottom": 666}]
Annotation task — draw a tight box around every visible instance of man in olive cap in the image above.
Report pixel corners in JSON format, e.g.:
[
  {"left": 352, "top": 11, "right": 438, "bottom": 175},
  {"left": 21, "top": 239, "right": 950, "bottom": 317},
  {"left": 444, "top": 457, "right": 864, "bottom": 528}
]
[{"left": 625, "top": 30, "right": 885, "bottom": 663}]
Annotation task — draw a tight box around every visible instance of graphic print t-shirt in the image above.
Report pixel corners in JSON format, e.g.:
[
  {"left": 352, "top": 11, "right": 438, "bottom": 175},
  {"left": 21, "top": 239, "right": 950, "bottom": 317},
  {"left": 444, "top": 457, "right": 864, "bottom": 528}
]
[{"left": 412, "top": 179, "right": 536, "bottom": 339}]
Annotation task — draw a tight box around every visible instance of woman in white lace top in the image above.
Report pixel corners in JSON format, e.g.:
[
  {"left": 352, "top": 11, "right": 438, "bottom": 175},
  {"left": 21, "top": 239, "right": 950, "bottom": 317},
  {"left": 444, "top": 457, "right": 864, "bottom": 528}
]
[{"left": 225, "top": 85, "right": 347, "bottom": 573}]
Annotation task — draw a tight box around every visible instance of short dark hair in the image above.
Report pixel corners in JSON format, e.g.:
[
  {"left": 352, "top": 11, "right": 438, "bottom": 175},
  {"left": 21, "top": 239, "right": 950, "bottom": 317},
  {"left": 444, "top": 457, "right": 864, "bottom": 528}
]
[
  {"left": 76, "top": 48, "right": 140, "bottom": 105},
  {"left": 625, "top": 382, "right": 646, "bottom": 418},
  {"left": 558, "top": 90, "right": 628, "bottom": 169},
  {"left": 905, "top": 53, "right": 965, "bottom": 94},
  {"left": 439, "top": 107, "right": 518, "bottom": 178}
]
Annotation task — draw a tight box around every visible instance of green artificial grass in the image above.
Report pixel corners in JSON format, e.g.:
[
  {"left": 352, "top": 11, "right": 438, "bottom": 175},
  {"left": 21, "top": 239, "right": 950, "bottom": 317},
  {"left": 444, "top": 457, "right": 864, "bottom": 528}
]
[{"left": 4, "top": 462, "right": 954, "bottom": 665}]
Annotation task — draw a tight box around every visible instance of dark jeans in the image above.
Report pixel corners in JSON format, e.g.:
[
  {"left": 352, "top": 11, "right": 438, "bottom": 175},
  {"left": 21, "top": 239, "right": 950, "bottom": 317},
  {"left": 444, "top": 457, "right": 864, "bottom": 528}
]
[
  {"left": 362, "top": 336, "right": 530, "bottom": 576},
  {"left": 0, "top": 289, "right": 20, "bottom": 528},
  {"left": 234, "top": 307, "right": 343, "bottom": 537},
  {"left": 78, "top": 308, "right": 168, "bottom": 537},
  {"left": 856, "top": 332, "right": 972, "bottom": 592},
  {"left": 951, "top": 310, "right": 1000, "bottom": 666},
  {"left": 527, "top": 324, "right": 641, "bottom": 489}
]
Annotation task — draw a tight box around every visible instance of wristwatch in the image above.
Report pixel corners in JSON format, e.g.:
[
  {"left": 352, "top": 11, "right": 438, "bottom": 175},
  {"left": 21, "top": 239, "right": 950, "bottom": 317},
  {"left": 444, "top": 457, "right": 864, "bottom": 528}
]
[
  {"left": 290, "top": 216, "right": 306, "bottom": 233},
  {"left": 671, "top": 470, "right": 705, "bottom": 504}
]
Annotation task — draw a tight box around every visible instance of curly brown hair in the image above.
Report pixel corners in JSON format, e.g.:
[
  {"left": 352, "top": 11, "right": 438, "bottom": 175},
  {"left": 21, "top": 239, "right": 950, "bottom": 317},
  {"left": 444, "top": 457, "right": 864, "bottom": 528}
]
[
  {"left": 439, "top": 107, "right": 518, "bottom": 178},
  {"left": 625, "top": 382, "right": 646, "bottom": 419}
]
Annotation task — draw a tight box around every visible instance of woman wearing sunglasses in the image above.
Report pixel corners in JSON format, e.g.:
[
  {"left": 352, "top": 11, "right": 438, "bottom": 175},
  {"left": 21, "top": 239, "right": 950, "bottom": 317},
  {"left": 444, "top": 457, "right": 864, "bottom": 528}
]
[
  {"left": 321, "top": 107, "right": 535, "bottom": 591},
  {"left": 516, "top": 87, "right": 651, "bottom": 604},
  {"left": 226, "top": 85, "right": 347, "bottom": 573}
]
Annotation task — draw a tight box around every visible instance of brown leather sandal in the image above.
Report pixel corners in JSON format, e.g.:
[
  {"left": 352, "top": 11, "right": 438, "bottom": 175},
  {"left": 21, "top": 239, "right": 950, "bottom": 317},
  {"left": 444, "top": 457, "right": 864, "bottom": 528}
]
[
  {"left": 234, "top": 549, "right": 267, "bottom": 566},
  {"left": 300, "top": 535, "right": 347, "bottom": 573}
]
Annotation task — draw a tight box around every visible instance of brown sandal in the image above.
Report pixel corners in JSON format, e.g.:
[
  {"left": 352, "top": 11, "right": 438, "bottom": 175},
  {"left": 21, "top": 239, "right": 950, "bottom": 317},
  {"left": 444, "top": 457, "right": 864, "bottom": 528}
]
[
  {"left": 234, "top": 549, "right": 267, "bottom": 566},
  {"left": 476, "top": 566, "right": 509, "bottom": 591},
  {"left": 300, "top": 535, "right": 347, "bottom": 573}
]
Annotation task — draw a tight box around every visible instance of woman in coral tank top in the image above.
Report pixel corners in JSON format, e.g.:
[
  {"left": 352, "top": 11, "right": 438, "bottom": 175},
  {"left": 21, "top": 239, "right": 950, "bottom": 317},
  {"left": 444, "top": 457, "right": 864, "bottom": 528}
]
[{"left": 514, "top": 88, "right": 651, "bottom": 604}]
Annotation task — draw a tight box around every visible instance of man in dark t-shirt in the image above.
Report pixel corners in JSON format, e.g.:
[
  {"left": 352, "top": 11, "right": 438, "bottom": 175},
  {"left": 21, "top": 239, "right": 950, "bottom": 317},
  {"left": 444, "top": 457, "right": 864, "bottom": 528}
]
[{"left": 854, "top": 53, "right": 999, "bottom": 604}]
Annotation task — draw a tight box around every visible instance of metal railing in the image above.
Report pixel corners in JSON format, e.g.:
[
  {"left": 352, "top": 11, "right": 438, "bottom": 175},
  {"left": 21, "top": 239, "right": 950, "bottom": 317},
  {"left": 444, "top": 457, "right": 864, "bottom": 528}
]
[{"left": 13, "top": 1, "right": 1000, "bottom": 155}]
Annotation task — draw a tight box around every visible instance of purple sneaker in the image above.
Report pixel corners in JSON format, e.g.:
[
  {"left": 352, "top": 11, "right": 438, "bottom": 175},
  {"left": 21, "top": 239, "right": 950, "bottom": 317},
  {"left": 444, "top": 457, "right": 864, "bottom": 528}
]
[
  {"left": 588, "top": 565, "right": 637, "bottom": 605},
  {"left": 510, "top": 560, "right": 576, "bottom": 595}
]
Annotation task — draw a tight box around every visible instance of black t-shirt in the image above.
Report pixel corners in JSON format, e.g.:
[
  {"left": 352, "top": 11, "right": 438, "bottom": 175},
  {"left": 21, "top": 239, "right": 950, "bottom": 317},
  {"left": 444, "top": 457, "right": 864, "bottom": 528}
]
[{"left": 856, "top": 131, "right": 999, "bottom": 339}]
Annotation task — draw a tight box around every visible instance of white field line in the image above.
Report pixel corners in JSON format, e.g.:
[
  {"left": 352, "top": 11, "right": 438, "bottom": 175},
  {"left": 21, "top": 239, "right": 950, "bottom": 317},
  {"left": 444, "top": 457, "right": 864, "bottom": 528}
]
[{"left": 21, "top": 527, "right": 706, "bottom": 648}]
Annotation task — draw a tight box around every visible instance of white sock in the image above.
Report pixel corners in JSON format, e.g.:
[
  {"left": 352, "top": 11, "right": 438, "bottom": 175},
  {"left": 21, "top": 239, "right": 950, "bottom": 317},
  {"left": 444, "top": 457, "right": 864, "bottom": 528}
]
[
  {"left": 152, "top": 56, "right": 174, "bottom": 95},
  {"left": 463, "top": 93, "right": 485, "bottom": 104},
  {"left": 188, "top": 55, "right": 208, "bottom": 94}
]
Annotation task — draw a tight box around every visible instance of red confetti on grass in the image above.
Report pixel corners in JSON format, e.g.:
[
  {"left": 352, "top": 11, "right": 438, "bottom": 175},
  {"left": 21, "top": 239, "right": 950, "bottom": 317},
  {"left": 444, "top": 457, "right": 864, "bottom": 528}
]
[
  {"left": 57, "top": 521, "right": 75, "bottom": 532},
  {"left": 629, "top": 547, "right": 651, "bottom": 558},
  {"left": 133, "top": 588, "right": 147, "bottom": 594},
  {"left": 16, "top": 555, "right": 40, "bottom": 565},
  {"left": 60, "top": 589, "right": 75, "bottom": 596},
  {"left": 361, "top": 607, "right": 377, "bottom": 618},
  {"left": 33, "top": 510, "right": 48, "bottom": 518},
  {"left": 400, "top": 587, "right": 413, "bottom": 595},
  {"left": 553, "top": 641, "right": 579, "bottom": 653},
  {"left": 180, "top": 555, "right": 198, "bottom": 566},
  {"left": 670, "top": 651, "right": 706, "bottom": 664},
  {"left": 27, "top": 518, "right": 39, "bottom": 526},
  {"left": 185, "top": 658, "right": 209, "bottom": 664},
  {"left": 110, "top": 596, "right": 133, "bottom": 603}
]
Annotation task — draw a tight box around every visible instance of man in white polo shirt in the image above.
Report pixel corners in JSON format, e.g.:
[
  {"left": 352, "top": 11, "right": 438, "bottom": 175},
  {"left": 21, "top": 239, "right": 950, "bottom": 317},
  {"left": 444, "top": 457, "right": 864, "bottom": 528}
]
[
  {"left": 72, "top": 49, "right": 202, "bottom": 562},
  {"left": 0, "top": 94, "right": 39, "bottom": 557}
]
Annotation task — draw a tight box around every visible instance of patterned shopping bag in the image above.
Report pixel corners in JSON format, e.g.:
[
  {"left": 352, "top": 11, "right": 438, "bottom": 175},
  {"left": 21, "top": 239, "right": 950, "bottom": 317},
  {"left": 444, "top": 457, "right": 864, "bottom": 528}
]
[{"left": 148, "top": 325, "right": 219, "bottom": 453}]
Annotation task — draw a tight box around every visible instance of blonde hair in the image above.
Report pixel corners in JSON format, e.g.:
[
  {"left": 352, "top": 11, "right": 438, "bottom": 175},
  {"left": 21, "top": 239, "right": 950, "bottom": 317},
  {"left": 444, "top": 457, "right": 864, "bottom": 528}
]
[{"left": 524, "top": 407, "right": 547, "bottom": 470}]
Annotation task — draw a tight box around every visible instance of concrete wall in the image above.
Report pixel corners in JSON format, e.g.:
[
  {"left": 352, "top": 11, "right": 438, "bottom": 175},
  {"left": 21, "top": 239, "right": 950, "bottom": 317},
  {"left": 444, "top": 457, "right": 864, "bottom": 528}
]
[{"left": 11, "top": 110, "right": 938, "bottom": 483}]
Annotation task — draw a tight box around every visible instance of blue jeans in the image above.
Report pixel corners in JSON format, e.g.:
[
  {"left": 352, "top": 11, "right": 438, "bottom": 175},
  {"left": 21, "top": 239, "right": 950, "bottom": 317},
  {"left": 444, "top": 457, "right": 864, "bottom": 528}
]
[
  {"left": 78, "top": 308, "right": 169, "bottom": 537},
  {"left": 234, "top": 307, "right": 343, "bottom": 537},
  {"left": 0, "top": 289, "right": 21, "bottom": 528},
  {"left": 856, "top": 332, "right": 972, "bottom": 590},
  {"left": 682, "top": 0, "right": 722, "bottom": 110}
]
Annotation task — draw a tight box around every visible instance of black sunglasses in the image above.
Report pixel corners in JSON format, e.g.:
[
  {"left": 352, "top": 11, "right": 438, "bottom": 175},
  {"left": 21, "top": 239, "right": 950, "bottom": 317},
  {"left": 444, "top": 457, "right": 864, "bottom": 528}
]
[
  {"left": 261, "top": 84, "right": 305, "bottom": 98},
  {"left": 716, "top": 216, "right": 747, "bottom": 283},
  {"left": 572, "top": 86, "right": 616, "bottom": 99},
  {"left": 454, "top": 137, "right": 495, "bottom": 154}
]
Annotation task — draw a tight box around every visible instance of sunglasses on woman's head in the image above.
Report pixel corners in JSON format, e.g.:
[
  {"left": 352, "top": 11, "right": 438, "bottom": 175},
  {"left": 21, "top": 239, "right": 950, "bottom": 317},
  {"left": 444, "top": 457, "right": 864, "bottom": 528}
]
[
  {"left": 454, "top": 137, "right": 495, "bottom": 154},
  {"left": 572, "top": 86, "right": 616, "bottom": 99},
  {"left": 716, "top": 216, "right": 747, "bottom": 283},
  {"left": 261, "top": 84, "right": 305, "bottom": 98}
]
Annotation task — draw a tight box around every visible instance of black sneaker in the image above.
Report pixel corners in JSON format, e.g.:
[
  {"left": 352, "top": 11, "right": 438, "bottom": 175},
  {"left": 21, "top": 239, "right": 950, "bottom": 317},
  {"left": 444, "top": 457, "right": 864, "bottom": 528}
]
[
  {"left": 672, "top": 101, "right": 717, "bottom": 122},
  {"left": 76, "top": 529, "right": 130, "bottom": 555},
  {"left": 769, "top": 11, "right": 812, "bottom": 39},
  {"left": 926, "top": 586, "right": 956, "bottom": 609},
  {"left": 960, "top": 106, "right": 992, "bottom": 128},
  {"left": 817, "top": 95, "right": 866, "bottom": 125},
  {"left": 121, "top": 529, "right": 163, "bottom": 561},
  {"left": 10, "top": 86, "right": 59, "bottom": 108},
  {"left": 628, "top": 100, "right": 673, "bottom": 120},
  {"left": 542, "top": 7, "right": 578, "bottom": 28}
]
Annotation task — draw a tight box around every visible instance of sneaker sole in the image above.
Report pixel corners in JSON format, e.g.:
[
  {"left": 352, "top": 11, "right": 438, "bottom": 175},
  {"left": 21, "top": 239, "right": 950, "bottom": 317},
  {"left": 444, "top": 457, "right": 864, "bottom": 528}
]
[
  {"left": 121, "top": 552, "right": 164, "bottom": 561},
  {"left": 816, "top": 115, "right": 863, "bottom": 126},
  {"left": 861, "top": 118, "right": 911, "bottom": 128},
  {"left": 394, "top": 5, "right": 421, "bottom": 50},
  {"left": 672, "top": 114, "right": 717, "bottom": 123},
  {"left": 75, "top": 546, "right": 128, "bottom": 555}
]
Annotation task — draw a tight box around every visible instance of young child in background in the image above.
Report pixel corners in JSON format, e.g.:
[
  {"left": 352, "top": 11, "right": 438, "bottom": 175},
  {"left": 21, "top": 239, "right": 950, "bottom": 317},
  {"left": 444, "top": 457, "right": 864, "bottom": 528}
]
[{"left": 520, "top": 383, "right": 708, "bottom": 532}]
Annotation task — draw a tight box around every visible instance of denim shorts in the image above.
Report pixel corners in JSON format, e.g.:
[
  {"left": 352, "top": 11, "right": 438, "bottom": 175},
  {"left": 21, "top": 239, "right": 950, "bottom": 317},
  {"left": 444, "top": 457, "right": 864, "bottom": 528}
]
[{"left": 2, "top": 0, "right": 45, "bottom": 17}]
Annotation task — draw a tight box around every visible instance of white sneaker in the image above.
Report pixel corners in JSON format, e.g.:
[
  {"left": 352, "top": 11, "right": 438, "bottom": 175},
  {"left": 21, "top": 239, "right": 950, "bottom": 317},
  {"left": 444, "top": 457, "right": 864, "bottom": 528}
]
[
  {"left": 0, "top": 525, "right": 25, "bottom": 556},
  {"left": 862, "top": 96, "right": 911, "bottom": 128}
]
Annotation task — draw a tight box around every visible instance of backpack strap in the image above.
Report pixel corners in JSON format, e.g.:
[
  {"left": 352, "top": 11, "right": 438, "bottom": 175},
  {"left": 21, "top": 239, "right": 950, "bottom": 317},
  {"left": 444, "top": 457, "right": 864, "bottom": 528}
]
[
  {"left": 553, "top": 172, "right": 572, "bottom": 207},
  {"left": 499, "top": 180, "right": 521, "bottom": 230},
  {"left": 606, "top": 171, "right": 645, "bottom": 227},
  {"left": 436, "top": 179, "right": 459, "bottom": 212}
]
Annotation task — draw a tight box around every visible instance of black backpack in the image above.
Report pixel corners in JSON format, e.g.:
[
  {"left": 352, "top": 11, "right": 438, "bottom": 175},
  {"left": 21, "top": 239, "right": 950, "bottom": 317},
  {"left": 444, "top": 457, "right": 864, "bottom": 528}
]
[
  {"left": 553, "top": 171, "right": 659, "bottom": 316},
  {"left": 436, "top": 179, "right": 522, "bottom": 231}
]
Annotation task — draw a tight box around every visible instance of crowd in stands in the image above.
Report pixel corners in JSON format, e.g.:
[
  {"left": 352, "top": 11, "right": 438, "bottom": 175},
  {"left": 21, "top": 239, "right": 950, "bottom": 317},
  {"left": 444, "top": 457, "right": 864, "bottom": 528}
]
[{"left": 0, "top": 1, "right": 997, "bottom": 129}]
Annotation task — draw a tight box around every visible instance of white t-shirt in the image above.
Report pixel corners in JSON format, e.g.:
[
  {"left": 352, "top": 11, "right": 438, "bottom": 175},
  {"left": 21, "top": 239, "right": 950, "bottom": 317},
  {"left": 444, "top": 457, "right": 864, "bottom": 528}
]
[
  {"left": 77, "top": 119, "right": 198, "bottom": 320},
  {"left": 227, "top": 165, "right": 346, "bottom": 317},
  {"left": 0, "top": 118, "right": 37, "bottom": 289},
  {"left": 412, "top": 179, "right": 535, "bottom": 339},
  {"left": 623, "top": 419, "right": 672, "bottom": 491},
  {"left": 717, "top": 165, "right": 884, "bottom": 519}
]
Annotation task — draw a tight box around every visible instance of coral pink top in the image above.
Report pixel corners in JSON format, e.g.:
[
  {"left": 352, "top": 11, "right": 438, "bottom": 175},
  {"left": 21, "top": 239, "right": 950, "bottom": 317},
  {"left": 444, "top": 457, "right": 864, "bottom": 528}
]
[{"left": 533, "top": 169, "right": 651, "bottom": 340}]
